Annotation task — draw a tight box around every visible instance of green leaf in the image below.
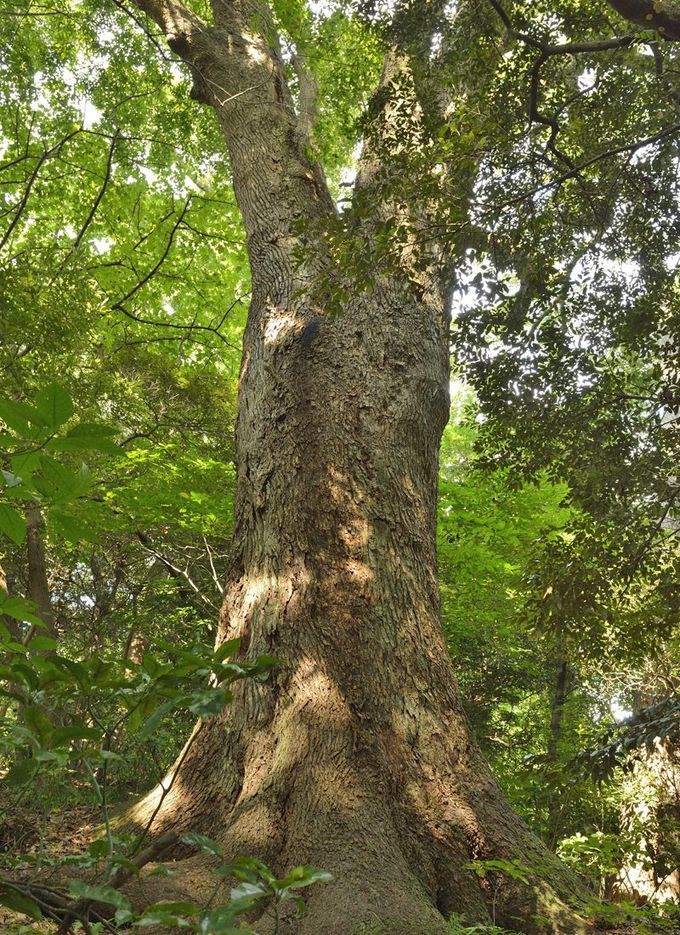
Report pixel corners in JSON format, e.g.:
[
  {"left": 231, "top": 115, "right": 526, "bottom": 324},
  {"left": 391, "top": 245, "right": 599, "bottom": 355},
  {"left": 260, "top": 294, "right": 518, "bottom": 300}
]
[
  {"left": 0, "top": 399, "right": 45, "bottom": 436},
  {"left": 229, "top": 880, "right": 269, "bottom": 902},
  {"left": 138, "top": 699, "right": 178, "bottom": 740},
  {"left": 27, "top": 635, "right": 58, "bottom": 652},
  {"left": 34, "top": 748, "right": 69, "bottom": 766},
  {"left": 51, "top": 725, "right": 102, "bottom": 745},
  {"left": 0, "top": 883, "right": 43, "bottom": 920},
  {"left": 48, "top": 422, "right": 119, "bottom": 454},
  {"left": 48, "top": 510, "right": 98, "bottom": 544},
  {"left": 10, "top": 451, "right": 41, "bottom": 484},
  {"left": 187, "top": 687, "right": 232, "bottom": 718},
  {"left": 135, "top": 909, "right": 193, "bottom": 928},
  {"left": 213, "top": 638, "right": 240, "bottom": 664},
  {"left": 1, "top": 470, "right": 22, "bottom": 488},
  {"left": 34, "top": 456, "right": 91, "bottom": 504},
  {"left": 3, "top": 759, "right": 39, "bottom": 787},
  {"left": 0, "top": 504, "right": 26, "bottom": 544},
  {"left": 181, "top": 833, "right": 224, "bottom": 860},
  {"left": 99, "top": 750, "right": 125, "bottom": 761},
  {"left": 0, "top": 595, "right": 43, "bottom": 627},
  {"left": 277, "top": 865, "right": 333, "bottom": 891},
  {"left": 34, "top": 384, "right": 74, "bottom": 430},
  {"left": 142, "top": 901, "right": 198, "bottom": 916},
  {"left": 197, "top": 905, "right": 246, "bottom": 934},
  {"left": 68, "top": 880, "right": 131, "bottom": 911}
]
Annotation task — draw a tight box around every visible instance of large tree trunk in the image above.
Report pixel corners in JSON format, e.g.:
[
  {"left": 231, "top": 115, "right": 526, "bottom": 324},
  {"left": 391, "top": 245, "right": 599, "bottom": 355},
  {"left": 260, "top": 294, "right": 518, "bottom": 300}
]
[
  {"left": 123, "top": 1, "right": 588, "bottom": 930},
  {"left": 128, "top": 272, "right": 587, "bottom": 930}
]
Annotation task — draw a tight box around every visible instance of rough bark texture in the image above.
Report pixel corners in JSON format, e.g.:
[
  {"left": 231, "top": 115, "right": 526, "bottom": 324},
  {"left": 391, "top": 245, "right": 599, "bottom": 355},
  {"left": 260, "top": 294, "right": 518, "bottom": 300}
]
[
  {"left": 618, "top": 739, "right": 680, "bottom": 904},
  {"left": 124, "top": 1, "right": 589, "bottom": 931}
]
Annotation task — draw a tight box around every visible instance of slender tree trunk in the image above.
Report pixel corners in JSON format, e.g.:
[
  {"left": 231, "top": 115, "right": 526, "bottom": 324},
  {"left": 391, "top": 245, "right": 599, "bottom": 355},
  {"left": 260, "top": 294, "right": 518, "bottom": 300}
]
[
  {"left": 618, "top": 738, "right": 680, "bottom": 904},
  {"left": 25, "top": 503, "right": 56, "bottom": 643},
  {"left": 122, "top": 1, "right": 588, "bottom": 930},
  {"left": 546, "top": 649, "right": 569, "bottom": 848},
  {"left": 124, "top": 592, "right": 147, "bottom": 665}
]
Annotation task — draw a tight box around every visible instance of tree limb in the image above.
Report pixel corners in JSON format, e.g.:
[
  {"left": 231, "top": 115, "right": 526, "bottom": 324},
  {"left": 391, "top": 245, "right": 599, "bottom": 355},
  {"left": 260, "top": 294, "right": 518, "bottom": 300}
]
[
  {"left": 607, "top": 0, "right": 680, "bottom": 40},
  {"left": 124, "top": 0, "right": 215, "bottom": 102},
  {"left": 292, "top": 51, "right": 318, "bottom": 146}
]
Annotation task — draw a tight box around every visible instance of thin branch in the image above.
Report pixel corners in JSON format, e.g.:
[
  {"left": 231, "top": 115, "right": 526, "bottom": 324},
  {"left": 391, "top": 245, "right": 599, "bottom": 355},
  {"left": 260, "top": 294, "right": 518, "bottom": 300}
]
[
  {"left": 0, "top": 151, "right": 46, "bottom": 252},
  {"left": 109, "top": 831, "right": 179, "bottom": 888},
  {"left": 203, "top": 534, "right": 224, "bottom": 595},
  {"left": 0, "top": 129, "right": 81, "bottom": 252},
  {"left": 135, "top": 530, "right": 219, "bottom": 612},
  {"left": 0, "top": 7, "right": 68, "bottom": 15},
  {"left": 626, "top": 487, "right": 680, "bottom": 583},
  {"left": 490, "top": 119, "right": 680, "bottom": 212},
  {"left": 110, "top": 0, "right": 179, "bottom": 62},
  {"left": 114, "top": 305, "right": 241, "bottom": 349},
  {"left": 49, "top": 130, "right": 119, "bottom": 286},
  {"left": 487, "top": 0, "right": 635, "bottom": 168},
  {"left": 114, "top": 198, "right": 191, "bottom": 306}
]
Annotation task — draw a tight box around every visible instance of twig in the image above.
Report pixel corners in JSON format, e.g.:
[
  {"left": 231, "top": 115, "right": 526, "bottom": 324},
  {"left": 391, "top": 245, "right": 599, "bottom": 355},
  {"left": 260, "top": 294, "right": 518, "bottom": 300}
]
[
  {"left": 109, "top": 831, "right": 179, "bottom": 889},
  {"left": 131, "top": 721, "right": 205, "bottom": 855},
  {"left": 112, "top": 197, "right": 191, "bottom": 307}
]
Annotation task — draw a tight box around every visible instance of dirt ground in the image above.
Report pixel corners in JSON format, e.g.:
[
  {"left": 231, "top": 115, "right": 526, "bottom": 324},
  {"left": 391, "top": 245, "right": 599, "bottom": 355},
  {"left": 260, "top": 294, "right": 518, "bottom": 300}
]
[{"left": 0, "top": 801, "right": 644, "bottom": 935}]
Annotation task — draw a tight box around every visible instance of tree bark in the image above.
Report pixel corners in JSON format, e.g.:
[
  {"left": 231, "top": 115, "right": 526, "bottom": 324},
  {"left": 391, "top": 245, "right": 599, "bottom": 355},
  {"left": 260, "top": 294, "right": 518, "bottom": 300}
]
[
  {"left": 618, "top": 738, "right": 680, "bottom": 904},
  {"left": 546, "top": 650, "right": 569, "bottom": 849},
  {"left": 121, "top": 1, "right": 589, "bottom": 930},
  {"left": 128, "top": 278, "right": 587, "bottom": 931},
  {"left": 606, "top": 0, "right": 680, "bottom": 40},
  {"left": 25, "top": 503, "right": 57, "bottom": 643}
]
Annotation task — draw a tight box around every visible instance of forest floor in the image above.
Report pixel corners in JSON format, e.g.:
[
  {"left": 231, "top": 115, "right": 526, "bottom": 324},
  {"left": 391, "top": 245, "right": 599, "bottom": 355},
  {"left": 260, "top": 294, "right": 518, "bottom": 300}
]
[{"left": 0, "top": 798, "right": 641, "bottom": 935}]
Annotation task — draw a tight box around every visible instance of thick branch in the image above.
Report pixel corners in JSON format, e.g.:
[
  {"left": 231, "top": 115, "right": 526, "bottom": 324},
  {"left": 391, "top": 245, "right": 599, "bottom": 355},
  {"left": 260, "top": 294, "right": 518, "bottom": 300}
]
[
  {"left": 129, "top": 0, "right": 206, "bottom": 51},
  {"left": 292, "top": 51, "right": 318, "bottom": 146},
  {"left": 127, "top": 0, "right": 334, "bottom": 295},
  {"left": 129, "top": 0, "right": 215, "bottom": 102},
  {"left": 607, "top": 0, "right": 680, "bottom": 40}
]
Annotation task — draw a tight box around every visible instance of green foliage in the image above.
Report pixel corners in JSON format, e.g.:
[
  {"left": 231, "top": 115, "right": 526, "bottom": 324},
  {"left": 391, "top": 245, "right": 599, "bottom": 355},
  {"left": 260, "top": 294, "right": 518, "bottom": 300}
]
[
  {"left": 139, "top": 850, "right": 333, "bottom": 934},
  {"left": 0, "top": 632, "right": 311, "bottom": 933},
  {"left": 0, "top": 636, "right": 276, "bottom": 782},
  {"left": 0, "top": 383, "right": 120, "bottom": 548},
  {"left": 572, "top": 697, "right": 680, "bottom": 783}
]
